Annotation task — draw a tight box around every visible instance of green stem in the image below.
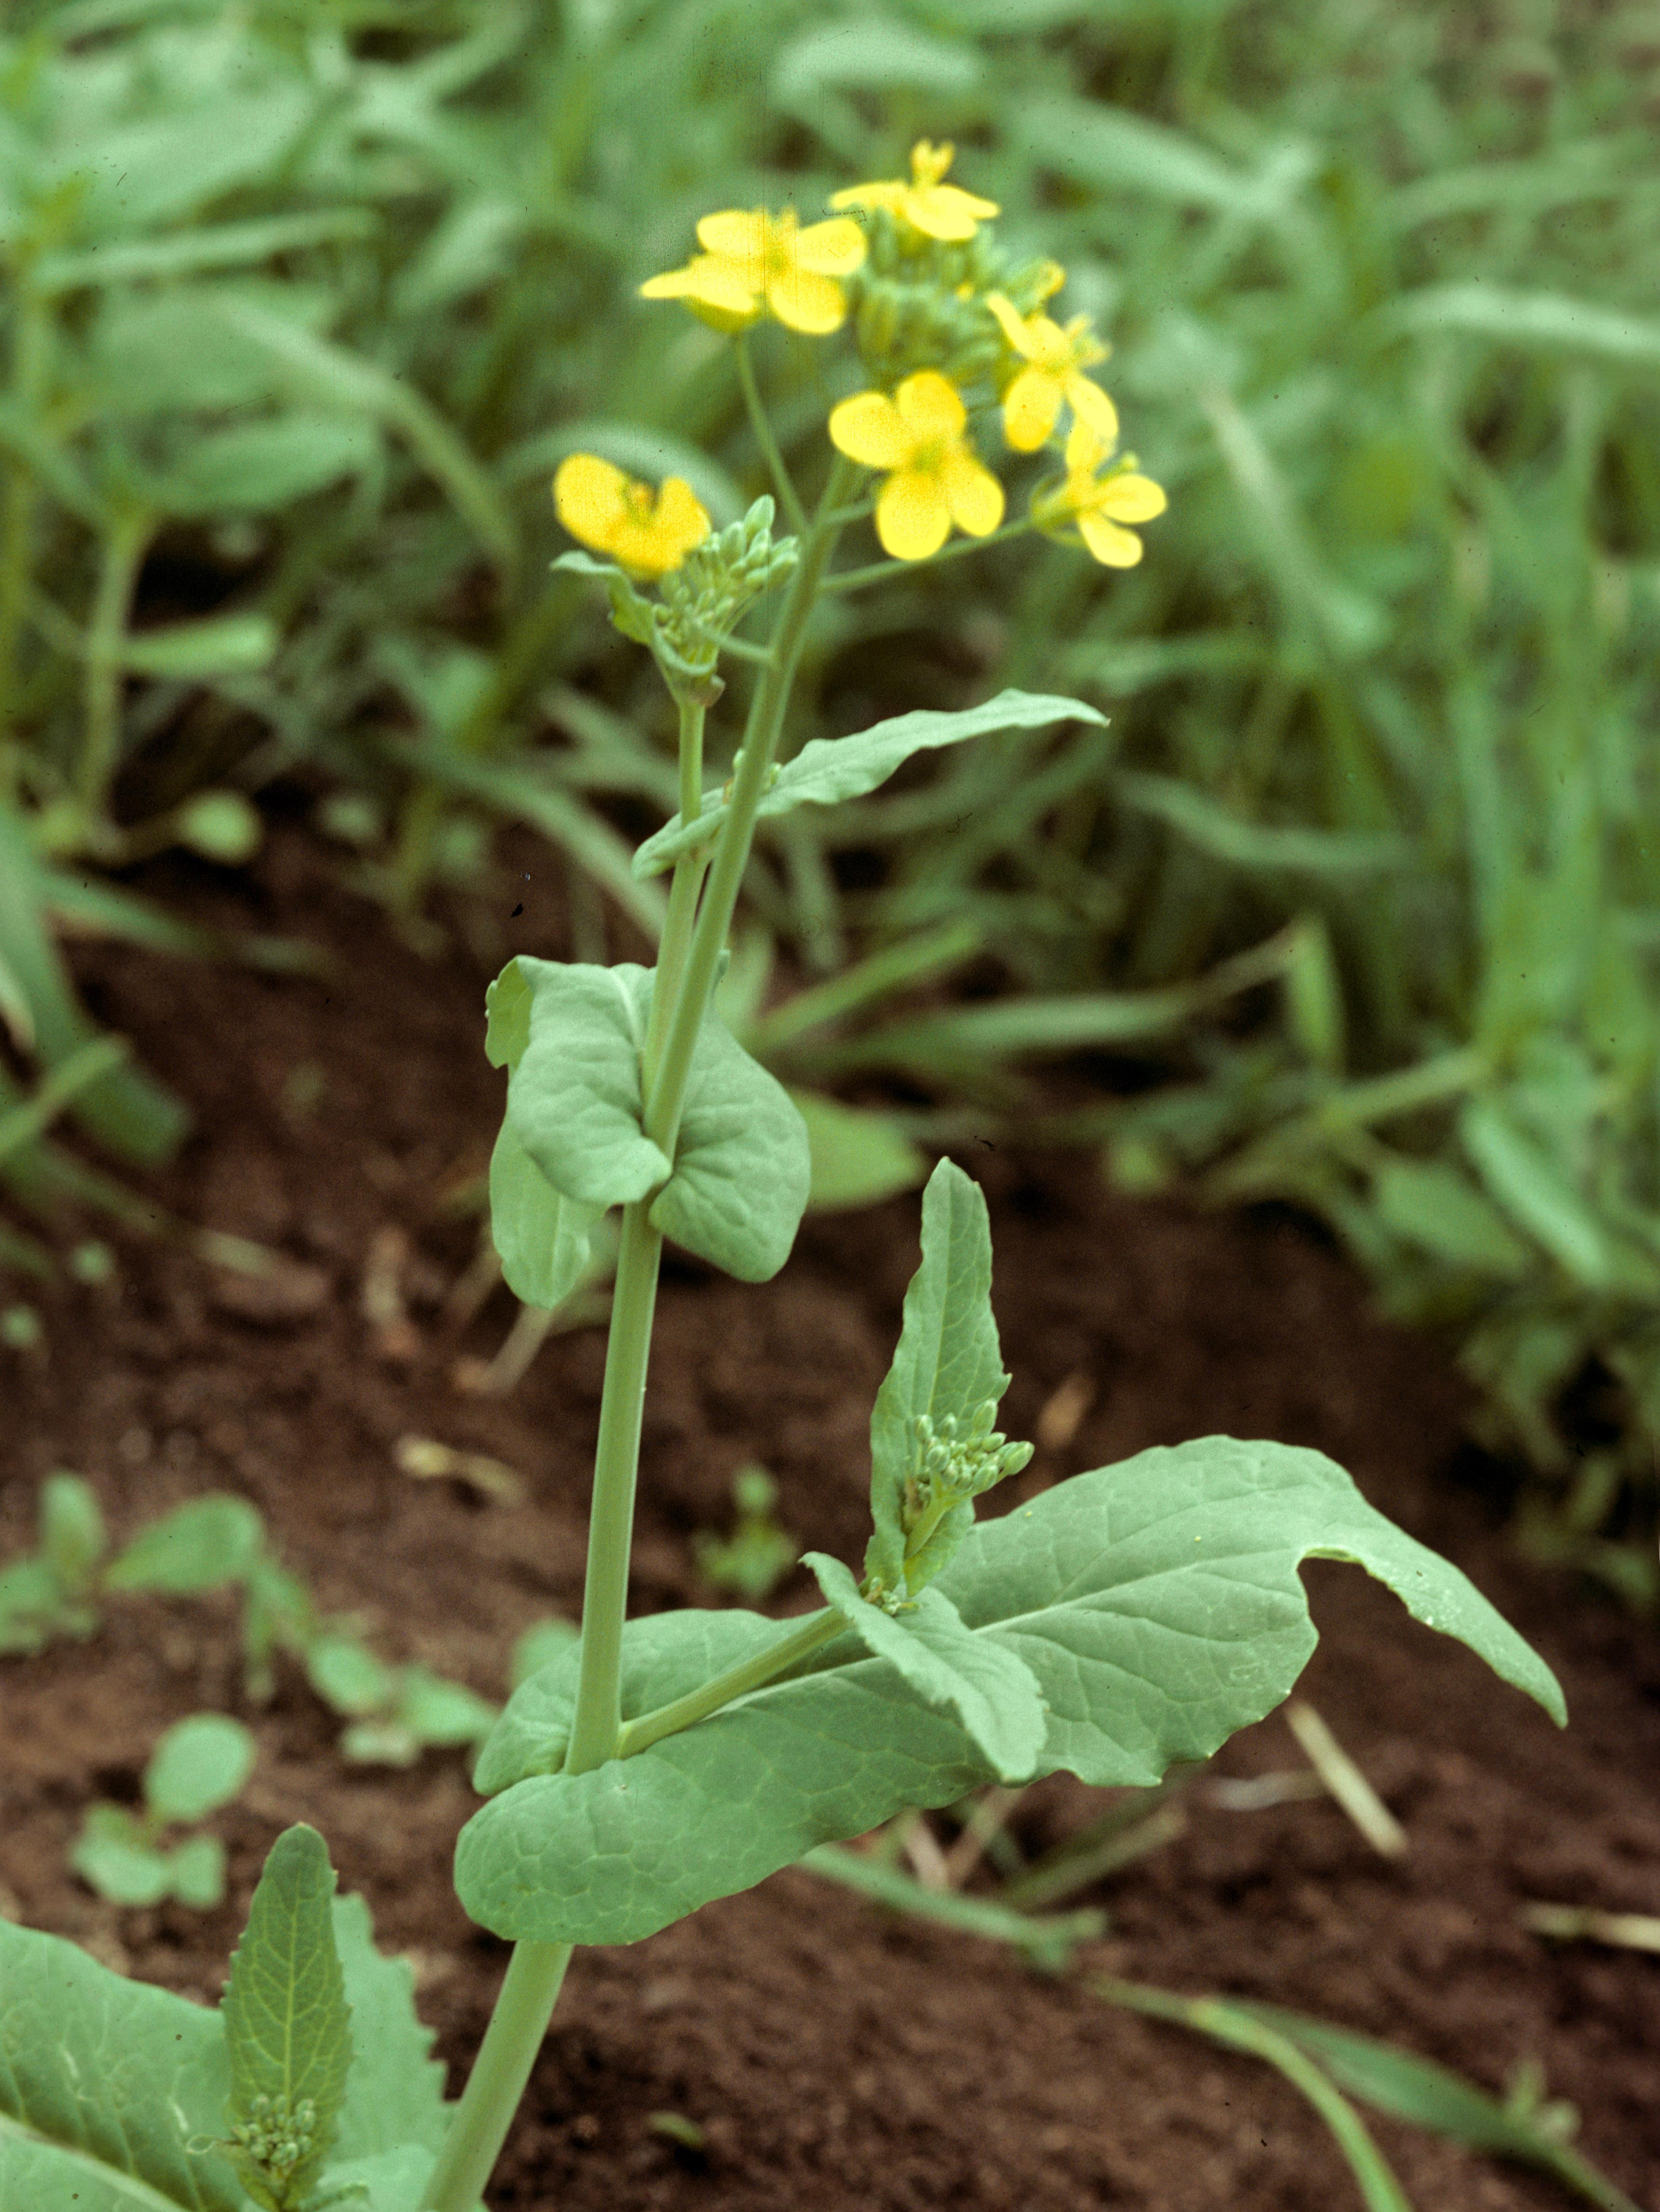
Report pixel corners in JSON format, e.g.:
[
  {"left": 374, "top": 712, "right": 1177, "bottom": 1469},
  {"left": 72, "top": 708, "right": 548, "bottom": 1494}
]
[
  {"left": 614, "top": 1606, "right": 846, "bottom": 1759},
  {"left": 821, "top": 515, "right": 1037, "bottom": 594},
  {"left": 643, "top": 451, "right": 858, "bottom": 1156},
  {"left": 417, "top": 1941, "right": 572, "bottom": 2212},
  {"left": 734, "top": 329, "right": 807, "bottom": 536},
  {"left": 77, "top": 509, "right": 150, "bottom": 818},
  {"left": 642, "top": 696, "right": 707, "bottom": 1090}
]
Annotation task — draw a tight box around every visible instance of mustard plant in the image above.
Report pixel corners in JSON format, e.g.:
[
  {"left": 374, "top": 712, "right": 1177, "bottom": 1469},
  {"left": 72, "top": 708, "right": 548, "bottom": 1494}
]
[{"left": 0, "top": 142, "right": 1565, "bottom": 2212}]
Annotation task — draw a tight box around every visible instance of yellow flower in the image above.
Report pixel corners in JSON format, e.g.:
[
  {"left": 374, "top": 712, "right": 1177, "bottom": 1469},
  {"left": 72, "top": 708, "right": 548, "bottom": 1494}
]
[
  {"left": 639, "top": 207, "right": 866, "bottom": 335},
  {"left": 553, "top": 454, "right": 711, "bottom": 579},
  {"left": 1031, "top": 421, "right": 1167, "bottom": 568},
  {"left": 985, "top": 291, "right": 1118, "bottom": 453},
  {"left": 829, "top": 140, "right": 1000, "bottom": 243},
  {"left": 828, "top": 370, "right": 1005, "bottom": 561}
]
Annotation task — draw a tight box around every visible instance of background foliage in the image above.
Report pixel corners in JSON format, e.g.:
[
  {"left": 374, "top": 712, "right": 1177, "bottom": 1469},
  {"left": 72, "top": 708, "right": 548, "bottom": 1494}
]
[{"left": 2, "top": 0, "right": 1657, "bottom": 1605}]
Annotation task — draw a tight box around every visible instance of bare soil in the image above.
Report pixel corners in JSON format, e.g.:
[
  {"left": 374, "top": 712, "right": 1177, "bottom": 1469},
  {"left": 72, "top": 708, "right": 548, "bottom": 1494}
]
[{"left": 2, "top": 810, "right": 1657, "bottom": 2212}]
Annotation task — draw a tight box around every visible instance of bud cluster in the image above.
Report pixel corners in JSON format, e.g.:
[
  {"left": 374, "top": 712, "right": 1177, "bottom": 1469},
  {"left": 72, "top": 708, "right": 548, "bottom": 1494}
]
[
  {"left": 844, "top": 205, "right": 1067, "bottom": 396},
  {"left": 230, "top": 2091, "right": 317, "bottom": 2188},
  {"left": 902, "top": 1399, "right": 1033, "bottom": 1533},
  {"left": 655, "top": 495, "right": 799, "bottom": 685}
]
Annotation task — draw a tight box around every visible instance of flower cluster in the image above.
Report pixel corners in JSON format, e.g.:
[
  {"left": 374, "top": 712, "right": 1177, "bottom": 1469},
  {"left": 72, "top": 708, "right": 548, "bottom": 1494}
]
[
  {"left": 655, "top": 500, "right": 799, "bottom": 678},
  {"left": 550, "top": 136, "right": 1166, "bottom": 604},
  {"left": 228, "top": 2092, "right": 317, "bottom": 2188},
  {"left": 902, "top": 1402, "right": 1033, "bottom": 1533}
]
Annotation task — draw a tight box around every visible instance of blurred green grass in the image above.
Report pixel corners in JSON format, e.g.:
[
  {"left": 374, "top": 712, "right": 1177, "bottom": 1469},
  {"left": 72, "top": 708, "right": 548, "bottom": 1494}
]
[{"left": 1, "top": 0, "right": 1657, "bottom": 1604}]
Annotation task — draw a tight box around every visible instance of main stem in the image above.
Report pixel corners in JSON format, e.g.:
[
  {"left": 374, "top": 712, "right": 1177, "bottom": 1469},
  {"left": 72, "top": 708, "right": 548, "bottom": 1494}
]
[{"left": 422, "top": 457, "right": 858, "bottom": 2212}]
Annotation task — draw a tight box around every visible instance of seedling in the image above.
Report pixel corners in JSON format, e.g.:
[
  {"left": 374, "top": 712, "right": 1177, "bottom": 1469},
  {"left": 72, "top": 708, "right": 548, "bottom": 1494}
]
[
  {"left": 0, "top": 139, "right": 1568, "bottom": 2212},
  {"left": 71, "top": 1712, "right": 257, "bottom": 1910},
  {"left": 0, "top": 1471, "right": 107, "bottom": 1654},
  {"left": 305, "top": 1631, "right": 499, "bottom": 1768},
  {"left": 693, "top": 1463, "right": 798, "bottom": 1601}
]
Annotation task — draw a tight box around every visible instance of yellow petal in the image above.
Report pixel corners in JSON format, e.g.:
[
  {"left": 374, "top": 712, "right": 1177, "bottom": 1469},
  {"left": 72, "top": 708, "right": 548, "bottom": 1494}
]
[
  {"left": 985, "top": 292, "right": 1033, "bottom": 356},
  {"left": 553, "top": 453, "right": 629, "bottom": 549},
  {"left": 904, "top": 182, "right": 1000, "bottom": 241},
  {"left": 910, "top": 140, "right": 955, "bottom": 187},
  {"left": 695, "top": 208, "right": 768, "bottom": 264},
  {"left": 793, "top": 215, "right": 867, "bottom": 275},
  {"left": 653, "top": 475, "right": 713, "bottom": 550},
  {"left": 766, "top": 264, "right": 849, "bottom": 334},
  {"left": 1078, "top": 511, "right": 1144, "bottom": 567},
  {"left": 1099, "top": 471, "right": 1168, "bottom": 524},
  {"left": 942, "top": 449, "right": 1005, "bottom": 538},
  {"left": 1001, "top": 366, "right": 1060, "bottom": 453},
  {"left": 827, "top": 180, "right": 906, "bottom": 215},
  {"left": 828, "top": 390, "right": 910, "bottom": 469},
  {"left": 1063, "top": 416, "right": 1112, "bottom": 474},
  {"left": 1064, "top": 375, "right": 1120, "bottom": 447},
  {"left": 875, "top": 469, "right": 952, "bottom": 561},
  {"left": 639, "top": 257, "right": 760, "bottom": 321},
  {"left": 893, "top": 369, "right": 966, "bottom": 439}
]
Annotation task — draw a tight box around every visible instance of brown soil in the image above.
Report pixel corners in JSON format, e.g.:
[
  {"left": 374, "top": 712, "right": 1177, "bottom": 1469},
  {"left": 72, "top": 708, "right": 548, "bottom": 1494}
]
[{"left": 2, "top": 809, "right": 1657, "bottom": 2212}]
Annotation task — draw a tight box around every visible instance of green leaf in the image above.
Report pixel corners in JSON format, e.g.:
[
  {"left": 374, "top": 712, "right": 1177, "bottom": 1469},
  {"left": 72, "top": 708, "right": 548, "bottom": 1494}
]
[
  {"left": 306, "top": 1635, "right": 399, "bottom": 1718},
  {"left": 456, "top": 1606, "right": 990, "bottom": 1945},
  {"left": 151, "top": 414, "right": 378, "bottom": 517},
  {"left": 222, "top": 1825, "right": 353, "bottom": 2211},
  {"left": 121, "top": 613, "right": 279, "bottom": 680},
  {"left": 633, "top": 690, "right": 1108, "bottom": 876},
  {"left": 487, "top": 1114, "right": 603, "bottom": 1308},
  {"left": 396, "top": 1665, "right": 500, "bottom": 1746},
  {"left": 39, "top": 1470, "right": 106, "bottom": 1598},
  {"left": 501, "top": 961, "right": 669, "bottom": 1207},
  {"left": 933, "top": 1435, "right": 1567, "bottom": 1788},
  {"left": 865, "top": 1158, "right": 1011, "bottom": 1592},
  {"left": 177, "top": 791, "right": 264, "bottom": 863},
  {"left": 91, "top": 282, "right": 338, "bottom": 416},
  {"left": 803, "top": 1552, "right": 1049, "bottom": 1782},
  {"left": 144, "top": 1713, "right": 258, "bottom": 1825},
  {"left": 104, "top": 1494, "right": 265, "bottom": 1593},
  {"left": 549, "top": 550, "right": 659, "bottom": 647},
  {"left": 771, "top": 20, "right": 982, "bottom": 104},
  {"left": 1371, "top": 1154, "right": 1533, "bottom": 1277},
  {"left": 508, "top": 1615, "right": 580, "bottom": 1691},
  {"left": 1218, "top": 1997, "right": 1643, "bottom": 2212},
  {"left": 0, "top": 1556, "right": 70, "bottom": 1655},
  {"left": 70, "top": 1805, "right": 176, "bottom": 1908},
  {"left": 1460, "top": 1098, "right": 1614, "bottom": 1286},
  {"left": 327, "top": 1893, "right": 448, "bottom": 2162},
  {"left": 791, "top": 1089, "right": 928, "bottom": 1211},
  {"left": 166, "top": 1833, "right": 229, "bottom": 1911},
  {"left": 0, "top": 1912, "right": 244, "bottom": 2211},
  {"left": 1114, "top": 771, "right": 1408, "bottom": 875},
  {"left": 498, "top": 958, "right": 810, "bottom": 1281},
  {"left": 647, "top": 1002, "right": 811, "bottom": 1281},
  {"left": 52, "top": 84, "right": 315, "bottom": 233}
]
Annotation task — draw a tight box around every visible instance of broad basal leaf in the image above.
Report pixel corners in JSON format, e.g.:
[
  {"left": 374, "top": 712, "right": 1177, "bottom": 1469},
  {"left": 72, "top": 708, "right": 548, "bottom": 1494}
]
[
  {"left": 633, "top": 689, "right": 1109, "bottom": 876},
  {"left": 455, "top": 1608, "right": 989, "bottom": 1948},
  {"left": 865, "top": 1157, "right": 1011, "bottom": 1591},
  {"left": 221, "top": 1824, "right": 353, "bottom": 2209},
  {"left": 458, "top": 1435, "right": 1564, "bottom": 1951},
  {"left": 933, "top": 1435, "right": 1567, "bottom": 1787},
  {"left": 104, "top": 1494, "right": 266, "bottom": 1593},
  {"left": 803, "top": 1552, "right": 1048, "bottom": 1782},
  {"left": 0, "top": 1916, "right": 243, "bottom": 2210}
]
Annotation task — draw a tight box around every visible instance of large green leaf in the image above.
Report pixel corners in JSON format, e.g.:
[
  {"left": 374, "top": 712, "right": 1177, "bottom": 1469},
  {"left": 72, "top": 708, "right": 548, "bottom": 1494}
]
[
  {"left": 104, "top": 1494, "right": 265, "bottom": 1594},
  {"left": 455, "top": 1607, "right": 988, "bottom": 1947},
  {"left": 0, "top": 1916, "right": 244, "bottom": 2210},
  {"left": 458, "top": 1436, "right": 1563, "bottom": 1949},
  {"left": 328, "top": 1894, "right": 448, "bottom": 2163},
  {"left": 633, "top": 690, "right": 1108, "bottom": 876},
  {"left": 803, "top": 1552, "right": 1048, "bottom": 1782},
  {"left": 221, "top": 1825, "right": 353, "bottom": 2209},
  {"left": 865, "top": 1158, "right": 1011, "bottom": 1592},
  {"left": 934, "top": 1436, "right": 1567, "bottom": 1785},
  {"left": 493, "top": 959, "right": 810, "bottom": 1282},
  {"left": 150, "top": 414, "right": 379, "bottom": 517}
]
